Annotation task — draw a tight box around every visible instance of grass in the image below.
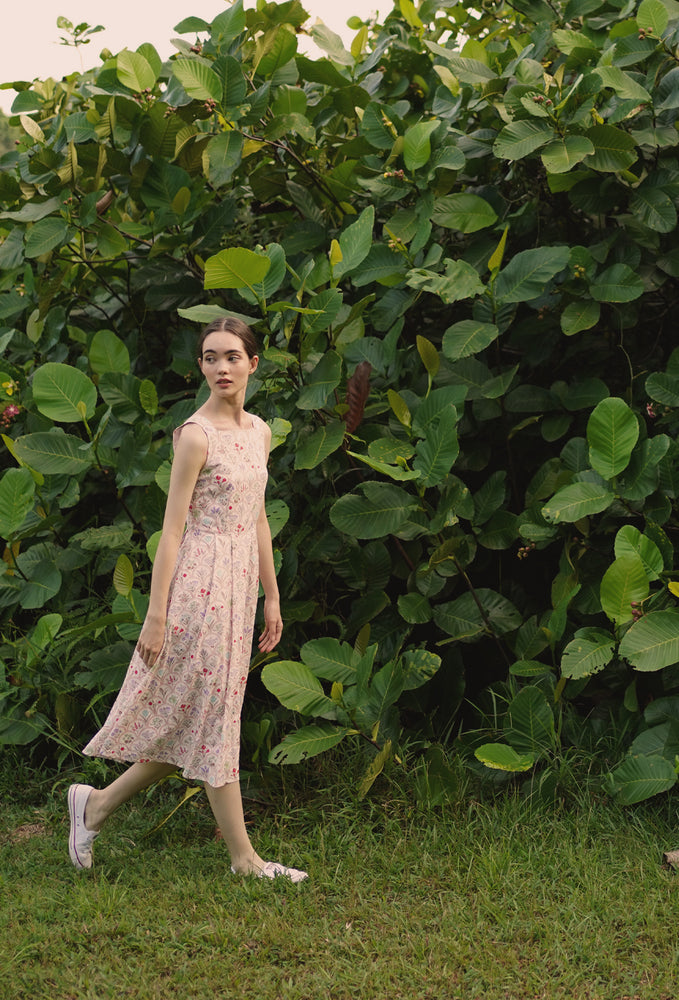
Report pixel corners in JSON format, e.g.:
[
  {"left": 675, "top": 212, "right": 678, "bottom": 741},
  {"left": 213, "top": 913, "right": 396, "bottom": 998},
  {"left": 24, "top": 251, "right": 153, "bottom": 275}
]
[{"left": 2, "top": 757, "right": 679, "bottom": 1000}]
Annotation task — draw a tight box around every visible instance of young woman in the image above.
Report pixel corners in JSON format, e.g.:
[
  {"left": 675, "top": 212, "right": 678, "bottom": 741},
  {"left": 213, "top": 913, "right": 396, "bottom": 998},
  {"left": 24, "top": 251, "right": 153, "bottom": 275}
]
[{"left": 68, "top": 316, "right": 307, "bottom": 882}]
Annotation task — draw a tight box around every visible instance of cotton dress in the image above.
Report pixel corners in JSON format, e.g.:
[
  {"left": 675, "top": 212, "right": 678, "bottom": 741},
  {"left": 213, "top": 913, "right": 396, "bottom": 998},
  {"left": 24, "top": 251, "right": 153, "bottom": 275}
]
[{"left": 83, "top": 412, "right": 268, "bottom": 786}]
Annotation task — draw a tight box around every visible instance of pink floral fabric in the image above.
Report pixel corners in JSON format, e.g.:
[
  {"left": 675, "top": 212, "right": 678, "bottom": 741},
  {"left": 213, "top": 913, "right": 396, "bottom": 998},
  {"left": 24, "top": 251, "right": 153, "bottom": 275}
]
[{"left": 83, "top": 412, "right": 268, "bottom": 786}]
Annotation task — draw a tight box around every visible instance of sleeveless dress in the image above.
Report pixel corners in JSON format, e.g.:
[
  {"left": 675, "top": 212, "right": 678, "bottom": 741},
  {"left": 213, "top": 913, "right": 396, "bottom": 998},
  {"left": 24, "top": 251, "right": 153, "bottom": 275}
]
[{"left": 83, "top": 412, "right": 268, "bottom": 786}]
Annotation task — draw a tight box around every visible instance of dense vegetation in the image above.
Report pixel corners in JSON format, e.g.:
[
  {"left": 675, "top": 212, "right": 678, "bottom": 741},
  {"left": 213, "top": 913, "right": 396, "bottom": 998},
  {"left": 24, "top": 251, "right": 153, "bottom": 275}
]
[{"left": 2, "top": 0, "right": 679, "bottom": 805}]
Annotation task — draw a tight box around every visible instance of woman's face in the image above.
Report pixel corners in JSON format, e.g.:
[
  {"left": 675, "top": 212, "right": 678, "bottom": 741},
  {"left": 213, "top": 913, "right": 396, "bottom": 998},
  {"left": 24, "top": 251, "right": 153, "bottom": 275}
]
[{"left": 198, "top": 331, "right": 258, "bottom": 399}]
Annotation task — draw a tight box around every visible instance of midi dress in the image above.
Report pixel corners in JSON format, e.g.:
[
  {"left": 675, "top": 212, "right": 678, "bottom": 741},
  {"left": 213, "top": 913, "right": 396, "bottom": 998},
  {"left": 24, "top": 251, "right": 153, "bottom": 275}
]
[{"left": 83, "top": 411, "right": 268, "bottom": 786}]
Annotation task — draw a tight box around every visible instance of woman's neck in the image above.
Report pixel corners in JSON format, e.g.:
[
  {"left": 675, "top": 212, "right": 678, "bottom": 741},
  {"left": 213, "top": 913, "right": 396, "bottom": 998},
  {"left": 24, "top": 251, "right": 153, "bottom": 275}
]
[{"left": 198, "top": 395, "right": 249, "bottom": 429}]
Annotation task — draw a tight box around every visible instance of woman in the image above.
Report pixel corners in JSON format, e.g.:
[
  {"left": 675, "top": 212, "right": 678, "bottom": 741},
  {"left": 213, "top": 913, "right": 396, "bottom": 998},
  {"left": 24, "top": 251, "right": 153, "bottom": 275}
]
[{"left": 68, "top": 316, "right": 307, "bottom": 882}]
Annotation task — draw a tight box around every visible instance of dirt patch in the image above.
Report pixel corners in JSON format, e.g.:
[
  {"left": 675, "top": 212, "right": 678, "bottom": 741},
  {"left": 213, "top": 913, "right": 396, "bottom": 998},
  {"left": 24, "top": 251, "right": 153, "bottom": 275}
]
[{"left": 2, "top": 822, "right": 49, "bottom": 844}]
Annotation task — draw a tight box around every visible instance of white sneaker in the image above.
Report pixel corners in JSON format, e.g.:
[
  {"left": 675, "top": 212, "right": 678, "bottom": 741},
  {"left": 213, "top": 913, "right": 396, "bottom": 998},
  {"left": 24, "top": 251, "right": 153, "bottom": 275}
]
[
  {"left": 232, "top": 860, "right": 308, "bottom": 883},
  {"left": 68, "top": 783, "right": 98, "bottom": 869}
]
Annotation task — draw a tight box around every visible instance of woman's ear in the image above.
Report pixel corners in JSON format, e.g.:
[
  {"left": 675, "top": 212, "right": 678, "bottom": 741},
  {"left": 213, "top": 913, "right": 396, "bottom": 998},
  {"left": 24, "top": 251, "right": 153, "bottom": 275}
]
[{"left": 249, "top": 354, "right": 259, "bottom": 374}]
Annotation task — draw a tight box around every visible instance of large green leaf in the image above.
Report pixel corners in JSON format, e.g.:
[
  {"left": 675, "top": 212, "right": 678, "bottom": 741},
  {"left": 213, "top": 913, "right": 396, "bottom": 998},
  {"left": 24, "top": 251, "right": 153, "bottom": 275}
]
[
  {"left": 0, "top": 468, "right": 35, "bottom": 538},
  {"left": 412, "top": 408, "right": 459, "bottom": 487},
  {"left": 265, "top": 499, "right": 289, "bottom": 540},
  {"left": 98, "top": 373, "right": 141, "bottom": 423},
  {"left": 18, "top": 558, "right": 62, "bottom": 610},
  {"left": 560, "top": 627, "right": 616, "bottom": 679},
  {"left": 401, "top": 649, "right": 441, "bottom": 690},
  {"left": 26, "top": 613, "right": 63, "bottom": 667},
  {"left": 646, "top": 372, "right": 679, "bottom": 406},
  {"left": 116, "top": 49, "right": 157, "bottom": 92},
  {"left": 475, "top": 742, "right": 536, "bottom": 772},
  {"left": 584, "top": 125, "right": 637, "bottom": 173},
  {"left": 615, "top": 525, "right": 663, "bottom": 580},
  {"left": 240, "top": 243, "right": 287, "bottom": 304},
  {"left": 12, "top": 432, "right": 94, "bottom": 475},
  {"left": 172, "top": 59, "right": 222, "bottom": 101},
  {"left": 366, "top": 659, "right": 405, "bottom": 723},
  {"left": 203, "top": 132, "right": 243, "bottom": 187},
  {"left": 606, "top": 754, "right": 676, "bottom": 805},
  {"left": 590, "top": 264, "right": 644, "bottom": 303},
  {"left": 255, "top": 26, "right": 298, "bottom": 76},
  {"left": 618, "top": 436, "right": 668, "bottom": 501},
  {"left": 412, "top": 386, "right": 467, "bottom": 436},
  {"left": 24, "top": 218, "right": 68, "bottom": 258},
  {"left": 0, "top": 229, "right": 25, "bottom": 269},
  {"left": 630, "top": 722, "right": 679, "bottom": 762},
  {"left": 0, "top": 714, "right": 49, "bottom": 746},
  {"left": 403, "top": 120, "right": 439, "bottom": 171},
  {"left": 360, "top": 100, "right": 400, "bottom": 149},
  {"left": 204, "top": 248, "right": 271, "bottom": 291},
  {"left": 593, "top": 67, "right": 651, "bottom": 103},
  {"left": 495, "top": 246, "right": 569, "bottom": 303},
  {"left": 619, "top": 611, "right": 679, "bottom": 671},
  {"left": 268, "top": 723, "right": 350, "bottom": 764},
  {"left": 213, "top": 54, "right": 248, "bottom": 108},
  {"left": 296, "top": 351, "right": 342, "bottom": 410},
  {"left": 177, "top": 304, "right": 257, "bottom": 326},
  {"left": 301, "top": 638, "right": 357, "bottom": 685},
  {"left": 406, "top": 260, "right": 485, "bottom": 304},
  {"left": 552, "top": 28, "right": 599, "bottom": 53},
  {"left": 329, "top": 482, "right": 418, "bottom": 539},
  {"left": 348, "top": 451, "right": 421, "bottom": 481},
  {"left": 586, "top": 396, "right": 639, "bottom": 478},
  {"left": 398, "top": 592, "right": 432, "bottom": 624},
  {"left": 425, "top": 46, "right": 497, "bottom": 84},
  {"left": 630, "top": 184, "right": 677, "bottom": 233},
  {"left": 542, "top": 482, "right": 615, "bottom": 523},
  {"left": 493, "top": 119, "right": 553, "bottom": 160},
  {"left": 73, "top": 641, "right": 130, "bottom": 692},
  {"left": 294, "top": 421, "right": 345, "bottom": 469},
  {"left": 73, "top": 524, "right": 134, "bottom": 551},
  {"left": 600, "top": 555, "right": 649, "bottom": 625},
  {"left": 261, "top": 660, "right": 337, "bottom": 717},
  {"left": 442, "top": 320, "right": 499, "bottom": 361},
  {"left": 560, "top": 300, "right": 600, "bottom": 336},
  {"left": 32, "top": 362, "right": 97, "bottom": 423},
  {"left": 335, "top": 205, "right": 375, "bottom": 279},
  {"left": 431, "top": 194, "right": 497, "bottom": 233},
  {"left": 302, "top": 288, "right": 343, "bottom": 333},
  {"left": 434, "top": 589, "right": 521, "bottom": 640},
  {"left": 540, "top": 135, "right": 594, "bottom": 174},
  {"left": 210, "top": 1, "right": 247, "bottom": 42},
  {"left": 504, "top": 686, "right": 555, "bottom": 755},
  {"left": 637, "top": 0, "right": 669, "bottom": 34}
]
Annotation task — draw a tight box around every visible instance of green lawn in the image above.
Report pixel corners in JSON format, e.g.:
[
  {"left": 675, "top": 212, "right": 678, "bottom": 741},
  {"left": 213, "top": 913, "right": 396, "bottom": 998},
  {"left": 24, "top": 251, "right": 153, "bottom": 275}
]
[{"left": 2, "top": 767, "right": 679, "bottom": 1000}]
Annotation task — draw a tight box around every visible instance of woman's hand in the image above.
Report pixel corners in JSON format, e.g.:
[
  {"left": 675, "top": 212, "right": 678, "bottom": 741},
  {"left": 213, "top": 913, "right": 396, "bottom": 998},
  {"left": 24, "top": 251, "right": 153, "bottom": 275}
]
[
  {"left": 136, "top": 613, "right": 166, "bottom": 668},
  {"left": 258, "top": 597, "right": 283, "bottom": 653}
]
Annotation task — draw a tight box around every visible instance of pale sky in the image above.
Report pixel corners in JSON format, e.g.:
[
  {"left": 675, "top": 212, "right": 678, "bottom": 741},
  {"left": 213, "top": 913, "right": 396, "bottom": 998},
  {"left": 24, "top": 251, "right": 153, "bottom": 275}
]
[{"left": 0, "top": 0, "right": 388, "bottom": 113}]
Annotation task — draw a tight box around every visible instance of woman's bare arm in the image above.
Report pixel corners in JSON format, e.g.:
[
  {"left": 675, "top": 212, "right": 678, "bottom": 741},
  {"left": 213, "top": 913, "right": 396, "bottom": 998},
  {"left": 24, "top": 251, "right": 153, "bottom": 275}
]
[
  {"left": 256, "top": 423, "right": 282, "bottom": 653},
  {"left": 136, "top": 423, "right": 207, "bottom": 667}
]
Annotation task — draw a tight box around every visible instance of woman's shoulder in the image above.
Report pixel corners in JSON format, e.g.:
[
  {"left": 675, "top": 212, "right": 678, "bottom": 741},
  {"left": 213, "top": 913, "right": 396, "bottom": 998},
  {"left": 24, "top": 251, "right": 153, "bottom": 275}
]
[
  {"left": 172, "top": 415, "right": 211, "bottom": 453},
  {"left": 250, "top": 412, "right": 271, "bottom": 436}
]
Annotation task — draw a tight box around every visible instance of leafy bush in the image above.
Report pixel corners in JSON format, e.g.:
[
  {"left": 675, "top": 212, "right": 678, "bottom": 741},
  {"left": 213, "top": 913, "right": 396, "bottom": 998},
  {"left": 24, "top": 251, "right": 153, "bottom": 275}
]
[{"left": 2, "top": 0, "right": 679, "bottom": 802}]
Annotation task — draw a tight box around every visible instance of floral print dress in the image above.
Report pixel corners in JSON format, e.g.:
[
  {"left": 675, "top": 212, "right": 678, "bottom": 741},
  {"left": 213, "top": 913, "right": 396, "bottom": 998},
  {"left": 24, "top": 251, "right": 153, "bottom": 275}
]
[{"left": 83, "top": 412, "right": 268, "bottom": 786}]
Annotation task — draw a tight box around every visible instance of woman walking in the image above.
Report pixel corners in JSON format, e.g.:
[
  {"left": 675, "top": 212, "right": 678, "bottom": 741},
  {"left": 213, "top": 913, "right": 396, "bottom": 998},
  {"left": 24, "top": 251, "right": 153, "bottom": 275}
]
[{"left": 68, "top": 316, "right": 307, "bottom": 882}]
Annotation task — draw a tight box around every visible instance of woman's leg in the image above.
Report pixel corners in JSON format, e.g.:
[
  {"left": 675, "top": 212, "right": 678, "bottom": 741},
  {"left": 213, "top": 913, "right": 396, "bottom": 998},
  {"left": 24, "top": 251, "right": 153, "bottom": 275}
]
[
  {"left": 203, "top": 779, "right": 263, "bottom": 874},
  {"left": 84, "top": 760, "right": 179, "bottom": 831},
  {"left": 204, "top": 780, "right": 308, "bottom": 882}
]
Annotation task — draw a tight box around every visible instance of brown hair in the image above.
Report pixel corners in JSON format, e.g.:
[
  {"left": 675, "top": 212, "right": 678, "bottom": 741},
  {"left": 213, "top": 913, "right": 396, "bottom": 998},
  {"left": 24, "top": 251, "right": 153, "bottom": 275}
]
[{"left": 198, "top": 316, "right": 258, "bottom": 359}]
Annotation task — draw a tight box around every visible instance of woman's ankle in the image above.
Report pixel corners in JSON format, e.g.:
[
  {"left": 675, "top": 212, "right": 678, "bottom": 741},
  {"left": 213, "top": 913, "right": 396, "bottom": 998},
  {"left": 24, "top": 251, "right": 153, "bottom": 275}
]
[
  {"left": 83, "top": 788, "right": 106, "bottom": 832},
  {"left": 230, "top": 851, "right": 264, "bottom": 875}
]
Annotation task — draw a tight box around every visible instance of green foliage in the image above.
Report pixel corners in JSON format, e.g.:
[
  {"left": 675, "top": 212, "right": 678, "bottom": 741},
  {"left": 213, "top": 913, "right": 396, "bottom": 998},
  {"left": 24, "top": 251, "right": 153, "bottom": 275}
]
[{"left": 1, "top": 0, "right": 679, "bottom": 803}]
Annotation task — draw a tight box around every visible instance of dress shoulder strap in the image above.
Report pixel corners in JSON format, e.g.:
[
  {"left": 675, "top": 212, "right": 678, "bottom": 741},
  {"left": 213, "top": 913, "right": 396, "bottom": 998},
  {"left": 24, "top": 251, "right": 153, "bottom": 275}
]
[{"left": 172, "top": 413, "right": 211, "bottom": 455}]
